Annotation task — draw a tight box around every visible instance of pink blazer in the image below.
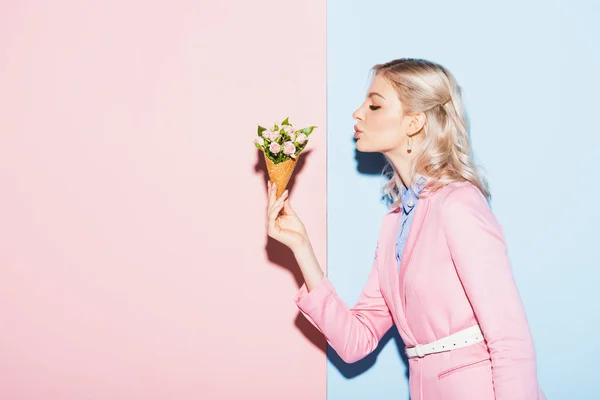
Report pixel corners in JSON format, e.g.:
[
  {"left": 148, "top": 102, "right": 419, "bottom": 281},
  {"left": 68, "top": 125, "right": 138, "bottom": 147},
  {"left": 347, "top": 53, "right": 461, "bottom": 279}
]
[{"left": 295, "top": 181, "right": 545, "bottom": 400}]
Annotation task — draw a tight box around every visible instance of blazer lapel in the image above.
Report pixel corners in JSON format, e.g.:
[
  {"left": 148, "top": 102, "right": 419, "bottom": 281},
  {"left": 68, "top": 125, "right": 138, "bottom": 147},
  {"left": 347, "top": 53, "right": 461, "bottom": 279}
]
[
  {"left": 383, "top": 195, "right": 431, "bottom": 345},
  {"left": 399, "top": 195, "right": 431, "bottom": 306}
]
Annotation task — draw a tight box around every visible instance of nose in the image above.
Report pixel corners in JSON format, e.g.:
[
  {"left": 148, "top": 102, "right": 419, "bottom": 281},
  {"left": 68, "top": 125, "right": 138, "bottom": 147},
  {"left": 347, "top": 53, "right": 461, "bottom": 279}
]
[{"left": 352, "top": 106, "right": 363, "bottom": 121}]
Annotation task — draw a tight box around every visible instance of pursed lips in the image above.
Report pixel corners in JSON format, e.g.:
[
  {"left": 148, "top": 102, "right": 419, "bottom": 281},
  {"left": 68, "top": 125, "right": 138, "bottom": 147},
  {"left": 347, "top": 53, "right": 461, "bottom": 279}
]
[{"left": 354, "top": 125, "right": 363, "bottom": 139}]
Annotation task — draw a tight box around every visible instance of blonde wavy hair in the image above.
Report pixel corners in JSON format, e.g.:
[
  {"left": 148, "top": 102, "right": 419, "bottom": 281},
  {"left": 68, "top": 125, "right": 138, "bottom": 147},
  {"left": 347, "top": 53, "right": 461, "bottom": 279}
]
[{"left": 371, "top": 58, "right": 491, "bottom": 209}]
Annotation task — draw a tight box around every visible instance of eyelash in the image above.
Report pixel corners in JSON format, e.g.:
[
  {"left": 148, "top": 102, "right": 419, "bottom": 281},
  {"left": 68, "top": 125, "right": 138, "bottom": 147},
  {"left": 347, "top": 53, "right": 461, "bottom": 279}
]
[{"left": 369, "top": 105, "right": 381, "bottom": 111}]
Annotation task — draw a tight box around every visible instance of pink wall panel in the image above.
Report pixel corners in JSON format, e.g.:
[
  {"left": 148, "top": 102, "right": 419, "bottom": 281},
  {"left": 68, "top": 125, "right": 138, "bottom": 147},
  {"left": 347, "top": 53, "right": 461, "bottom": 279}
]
[{"left": 0, "top": 1, "right": 326, "bottom": 399}]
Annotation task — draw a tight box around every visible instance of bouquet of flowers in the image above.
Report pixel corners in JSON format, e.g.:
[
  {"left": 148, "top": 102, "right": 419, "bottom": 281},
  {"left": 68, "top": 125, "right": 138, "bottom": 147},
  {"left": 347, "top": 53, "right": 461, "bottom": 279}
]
[{"left": 254, "top": 117, "right": 317, "bottom": 198}]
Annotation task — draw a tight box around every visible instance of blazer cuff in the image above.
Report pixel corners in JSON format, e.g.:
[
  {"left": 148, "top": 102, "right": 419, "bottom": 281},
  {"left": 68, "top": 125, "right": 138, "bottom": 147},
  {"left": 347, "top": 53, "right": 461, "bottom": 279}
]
[
  {"left": 295, "top": 276, "right": 334, "bottom": 304},
  {"left": 294, "top": 277, "right": 335, "bottom": 327}
]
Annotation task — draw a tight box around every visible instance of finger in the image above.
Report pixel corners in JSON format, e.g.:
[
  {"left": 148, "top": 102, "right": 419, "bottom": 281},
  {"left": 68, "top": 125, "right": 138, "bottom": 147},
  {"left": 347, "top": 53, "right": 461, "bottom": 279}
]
[
  {"left": 278, "top": 190, "right": 289, "bottom": 208},
  {"left": 267, "top": 193, "right": 278, "bottom": 226},
  {"left": 269, "top": 192, "right": 287, "bottom": 222},
  {"left": 269, "top": 190, "right": 287, "bottom": 216},
  {"left": 266, "top": 180, "right": 272, "bottom": 211},
  {"left": 269, "top": 182, "right": 277, "bottom": 206},
  {"left": 269, "top": 189, "right": 288, "bottom": 215},
  {"left": 268, "top": 200, "right": 284, "bottom": 231},
  {"left": 267, "top": 181, "right": 279, "bottom": 211}
]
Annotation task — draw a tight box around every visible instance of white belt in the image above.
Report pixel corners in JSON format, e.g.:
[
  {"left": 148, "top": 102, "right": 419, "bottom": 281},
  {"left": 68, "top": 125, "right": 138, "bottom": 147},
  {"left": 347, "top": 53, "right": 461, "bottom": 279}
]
[{"left": 405, "top": 325, "right": 484, "bottom": 358}]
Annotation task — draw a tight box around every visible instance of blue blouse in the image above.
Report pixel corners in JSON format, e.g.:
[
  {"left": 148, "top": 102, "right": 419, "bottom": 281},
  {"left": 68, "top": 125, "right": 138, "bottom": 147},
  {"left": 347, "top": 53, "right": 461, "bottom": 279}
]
[{"left": 396, "top": 177, "right": 426, "bottom": 272}]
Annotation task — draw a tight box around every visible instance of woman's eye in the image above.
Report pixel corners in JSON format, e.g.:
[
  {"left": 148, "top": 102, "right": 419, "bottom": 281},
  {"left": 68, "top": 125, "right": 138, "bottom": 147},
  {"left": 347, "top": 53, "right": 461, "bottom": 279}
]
[{"left": 369, "top": 105, "right": 381, "bottom": 111}]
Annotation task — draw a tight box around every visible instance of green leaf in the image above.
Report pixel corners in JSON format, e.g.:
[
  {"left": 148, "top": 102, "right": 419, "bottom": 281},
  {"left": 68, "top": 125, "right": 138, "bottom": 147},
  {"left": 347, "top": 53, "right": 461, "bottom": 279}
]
[
  {"left": 297, "top": 125, "right": 317, "bottom": 136},
  {"left": 281, "top": 117, "right": 290, "bottom": 126},
  {"left": 258, "top": 125, "right": 267, "bottom": 136}
]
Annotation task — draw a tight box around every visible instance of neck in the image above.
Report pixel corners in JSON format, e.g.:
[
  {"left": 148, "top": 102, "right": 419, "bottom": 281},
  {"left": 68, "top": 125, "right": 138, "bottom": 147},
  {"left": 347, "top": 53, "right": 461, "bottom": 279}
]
[{"left": 386, "top": 148, "right": 413, "bottom": 189}]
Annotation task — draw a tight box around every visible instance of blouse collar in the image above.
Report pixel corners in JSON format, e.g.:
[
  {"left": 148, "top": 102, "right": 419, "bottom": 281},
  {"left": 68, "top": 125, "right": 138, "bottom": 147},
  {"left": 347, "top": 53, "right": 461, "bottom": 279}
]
[{"left": 401, "top": 176, "right": 426, "bottom": 214}]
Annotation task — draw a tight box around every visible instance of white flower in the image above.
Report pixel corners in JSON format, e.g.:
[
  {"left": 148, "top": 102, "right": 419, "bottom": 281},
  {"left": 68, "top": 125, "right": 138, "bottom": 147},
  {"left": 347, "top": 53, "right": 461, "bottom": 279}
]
[{"left": 296, "top": 133, "right": 308, "bottom": 144}]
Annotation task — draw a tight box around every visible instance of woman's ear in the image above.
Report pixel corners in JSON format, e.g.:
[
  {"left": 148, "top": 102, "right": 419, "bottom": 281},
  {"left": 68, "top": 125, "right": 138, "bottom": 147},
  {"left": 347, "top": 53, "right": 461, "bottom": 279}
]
[{"left": 408, "top": 112, "right": 427, "bottom": 135}]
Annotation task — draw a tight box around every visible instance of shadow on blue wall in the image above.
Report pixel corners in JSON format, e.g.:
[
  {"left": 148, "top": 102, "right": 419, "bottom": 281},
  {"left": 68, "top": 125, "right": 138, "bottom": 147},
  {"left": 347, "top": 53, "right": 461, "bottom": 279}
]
[
  {"left": 327, "top": 143, "right": 411, "bottom": 397},
  {"left": 260, "top": 143, "right": 411, "bottom": 395},
  {"left": 354, "top": 147, "right": 387, "bottom": 175},
  {"left": 353, "top": 142, "right": 396, "bottom": 207},
  {"left": 327, "top": 326, "right": 409, "bottom": 381}
]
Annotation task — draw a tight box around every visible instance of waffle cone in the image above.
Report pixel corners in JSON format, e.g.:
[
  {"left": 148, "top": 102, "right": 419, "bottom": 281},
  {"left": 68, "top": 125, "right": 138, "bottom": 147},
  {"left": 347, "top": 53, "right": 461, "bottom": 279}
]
[{"left": 264, "top": 152, "right": 298, "bottom": 198}]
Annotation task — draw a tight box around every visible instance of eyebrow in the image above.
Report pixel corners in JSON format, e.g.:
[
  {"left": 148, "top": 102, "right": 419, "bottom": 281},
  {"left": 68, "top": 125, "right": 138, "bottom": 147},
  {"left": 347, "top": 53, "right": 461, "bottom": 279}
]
[{"left": 368, "top": 92, "right": 386, "bottom": 100}]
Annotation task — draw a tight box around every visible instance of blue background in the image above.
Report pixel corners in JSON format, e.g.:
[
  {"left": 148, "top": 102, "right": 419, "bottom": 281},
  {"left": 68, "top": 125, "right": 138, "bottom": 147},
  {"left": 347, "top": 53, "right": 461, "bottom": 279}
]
[{"left": 326, "top": 0, "right": 600, "bottom": 398}]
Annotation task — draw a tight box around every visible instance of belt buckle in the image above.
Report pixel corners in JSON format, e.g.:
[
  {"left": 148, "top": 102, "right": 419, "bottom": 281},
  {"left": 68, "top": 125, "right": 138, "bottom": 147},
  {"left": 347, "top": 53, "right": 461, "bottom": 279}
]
[{"left": 414, "top": 344, "right": 425, "bottom": 358}]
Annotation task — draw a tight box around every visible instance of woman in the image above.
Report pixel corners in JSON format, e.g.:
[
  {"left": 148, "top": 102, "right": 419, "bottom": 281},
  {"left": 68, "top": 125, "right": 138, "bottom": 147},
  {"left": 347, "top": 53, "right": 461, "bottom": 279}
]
[{"left": 265, "top": 58, "right": 545, "bottom": 400}]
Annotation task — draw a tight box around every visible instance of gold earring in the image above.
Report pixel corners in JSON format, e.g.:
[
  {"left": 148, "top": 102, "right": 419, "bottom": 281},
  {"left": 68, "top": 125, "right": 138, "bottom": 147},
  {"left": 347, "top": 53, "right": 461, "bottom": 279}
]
[{"left": 407, "top": 134, "right": 412, "bottom": 153}]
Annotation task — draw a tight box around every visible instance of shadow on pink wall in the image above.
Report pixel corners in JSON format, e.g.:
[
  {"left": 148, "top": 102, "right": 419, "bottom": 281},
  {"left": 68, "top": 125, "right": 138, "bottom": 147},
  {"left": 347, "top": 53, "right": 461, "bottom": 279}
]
[{"left": 253, "top": 148, "right": 326, "bottom": 353}]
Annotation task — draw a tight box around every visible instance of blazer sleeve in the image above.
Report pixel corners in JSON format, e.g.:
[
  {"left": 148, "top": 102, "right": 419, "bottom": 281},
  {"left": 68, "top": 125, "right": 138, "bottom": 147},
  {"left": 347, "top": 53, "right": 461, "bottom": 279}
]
[
  {"left": 441, "top": 185, "right": 542, "bottom": 400},
  {"left": 293, "top": 242, "right": 394, "bottom": 363}
]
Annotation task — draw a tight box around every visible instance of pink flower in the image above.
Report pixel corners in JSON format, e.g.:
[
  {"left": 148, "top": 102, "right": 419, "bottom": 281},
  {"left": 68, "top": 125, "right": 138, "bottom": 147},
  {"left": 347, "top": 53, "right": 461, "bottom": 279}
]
[
  {"left": 254, "top": 136, "right": 264, "bottom": 146},
  {"left": 264, "top": 130, "right": 281, "bottom": 142},
  {"left": 296, "top": 133, "right": 308, "bottom": 144},
  {"left": 283, "top": 141, "right": 296, "bottom": 157},
  {"left": 289, "top": 131, "right": 296, "bottom": 142},
  {"left": 269, "top": 142, "right": 281, "bottom": 154}
]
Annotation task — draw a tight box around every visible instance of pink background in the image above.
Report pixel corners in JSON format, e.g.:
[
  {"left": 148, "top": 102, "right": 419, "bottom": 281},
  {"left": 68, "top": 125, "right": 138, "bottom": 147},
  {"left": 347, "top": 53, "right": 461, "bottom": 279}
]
[{"left": 0, "top": 1, "right": 326, "bottom": 399}]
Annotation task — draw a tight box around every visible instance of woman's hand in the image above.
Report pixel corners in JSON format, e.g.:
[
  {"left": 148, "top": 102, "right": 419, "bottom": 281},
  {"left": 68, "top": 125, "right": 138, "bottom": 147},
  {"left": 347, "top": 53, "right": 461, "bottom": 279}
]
[{"left": 265, "top": 181, "right": 309, "bottom": 252}]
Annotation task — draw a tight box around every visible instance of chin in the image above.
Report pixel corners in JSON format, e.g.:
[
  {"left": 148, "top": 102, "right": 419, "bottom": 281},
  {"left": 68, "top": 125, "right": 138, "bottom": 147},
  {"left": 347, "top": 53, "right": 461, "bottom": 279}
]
[{"left": 356, "top": 138, "right": 375, "bottom": 153}]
